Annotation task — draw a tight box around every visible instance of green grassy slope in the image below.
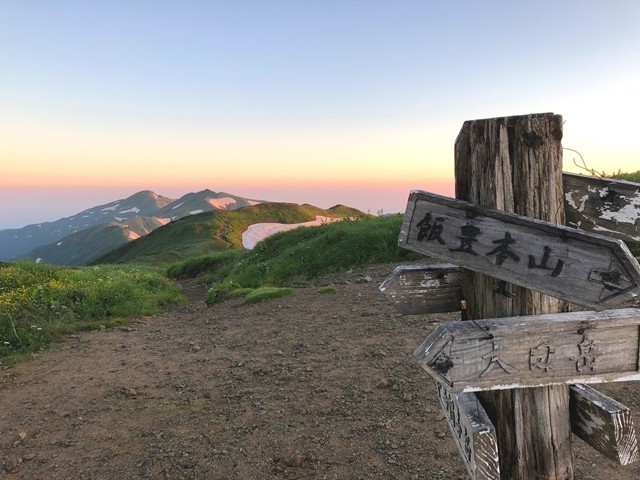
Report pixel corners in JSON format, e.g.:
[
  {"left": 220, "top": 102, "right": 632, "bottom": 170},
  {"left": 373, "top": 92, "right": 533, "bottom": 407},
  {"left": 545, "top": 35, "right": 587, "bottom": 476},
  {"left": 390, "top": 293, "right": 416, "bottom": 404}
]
[
  {"left": 162, "top": 214, "right": 426, "bottom": 305},
  {"left": 92, "top": 203, "right": 364, "bottom": 266},
  {"left": 19, "top": 217, "right": 166, "bottom": 266}
]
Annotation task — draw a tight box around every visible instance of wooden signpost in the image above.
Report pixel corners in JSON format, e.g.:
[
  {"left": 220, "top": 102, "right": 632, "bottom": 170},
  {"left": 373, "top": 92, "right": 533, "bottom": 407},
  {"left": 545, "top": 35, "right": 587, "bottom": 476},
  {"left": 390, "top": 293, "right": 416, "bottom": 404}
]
[
  {"left": 414, "top": 308, "right": 640, "bottom": 392},
  {"left": 390, "top": 113, "right": 640, "bottom": 478},
  {"left": 564, "top": 172, "right": 640, "bottom": 243},
  {"left": 398, "top": 190, "right": 640, "bottom": 311},
  {"left": 436, "top": 383, "right": 500, "bottom": 480},
  {"left": 378, "top": 263, "right": 461, "bottom": 314}
]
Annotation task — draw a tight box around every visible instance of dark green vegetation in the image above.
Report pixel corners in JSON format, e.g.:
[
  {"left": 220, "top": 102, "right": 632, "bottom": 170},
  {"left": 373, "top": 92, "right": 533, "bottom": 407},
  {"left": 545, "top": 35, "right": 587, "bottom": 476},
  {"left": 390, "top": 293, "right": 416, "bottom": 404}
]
[
  {"left": 609, "top": 170, "right": 640, "bottom": 183},
  {"left": 0, "top": 262, "right": 185, "bottom": 363},
  {"left": 93, "top": 203, "right": 362, "bottom": 266}
]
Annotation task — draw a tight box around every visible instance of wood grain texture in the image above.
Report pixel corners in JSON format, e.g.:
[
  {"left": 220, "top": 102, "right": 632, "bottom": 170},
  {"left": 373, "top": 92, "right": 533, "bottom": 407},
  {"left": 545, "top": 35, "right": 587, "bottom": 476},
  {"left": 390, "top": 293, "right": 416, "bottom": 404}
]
[
  {"left": 564, "top": 172, "right": 640, "bottom": 242},
  {"left": 454, "top": 113, "right": 573, "bottom": 480},
  {"left": 379, "top": 263, "right": 462, "bottom": 314},
  {"left": 414, "top": 309, "right": 640, "bottom": 391},
  {"left": 398, "top": 190, "right": 640, "bottom": 311},
  {"left": 437, "top": 384, "right": 500, "bottom": 480},
  {"left": 570, "top": 384, "right": 639, "bottom": 465}
]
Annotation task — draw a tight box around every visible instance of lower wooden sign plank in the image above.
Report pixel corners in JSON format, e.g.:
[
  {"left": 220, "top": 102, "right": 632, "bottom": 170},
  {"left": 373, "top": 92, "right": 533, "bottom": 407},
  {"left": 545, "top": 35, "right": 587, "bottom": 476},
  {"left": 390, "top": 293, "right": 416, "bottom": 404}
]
[
  {"left": 564, "top": 172, "right": 640, "bottom": 243},
  {"left": 437, "top": 384, "right": 500, "bottom": 480},
  {"left": 570, "top": 383, "right": 639, "bottom": 465},
  {"left": 414, "top": 308, "right": 640, "bottom": 392},
  {"left": 379, "top": 263, "right": 462, "bottom": 315}
]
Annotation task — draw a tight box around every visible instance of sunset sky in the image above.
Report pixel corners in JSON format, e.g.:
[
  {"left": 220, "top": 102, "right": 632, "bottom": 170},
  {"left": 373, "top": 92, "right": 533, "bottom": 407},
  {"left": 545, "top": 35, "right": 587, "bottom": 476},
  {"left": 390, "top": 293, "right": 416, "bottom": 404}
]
[{"left": 1, "top": 1, "right": 639, "bottom": 229}]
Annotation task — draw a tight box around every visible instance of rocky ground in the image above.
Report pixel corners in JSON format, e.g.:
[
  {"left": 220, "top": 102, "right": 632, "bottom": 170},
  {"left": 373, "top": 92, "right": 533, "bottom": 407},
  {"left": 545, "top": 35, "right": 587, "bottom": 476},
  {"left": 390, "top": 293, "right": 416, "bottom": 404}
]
[{"left": 1, "top": 263, "right": 640, "bottom": 479}]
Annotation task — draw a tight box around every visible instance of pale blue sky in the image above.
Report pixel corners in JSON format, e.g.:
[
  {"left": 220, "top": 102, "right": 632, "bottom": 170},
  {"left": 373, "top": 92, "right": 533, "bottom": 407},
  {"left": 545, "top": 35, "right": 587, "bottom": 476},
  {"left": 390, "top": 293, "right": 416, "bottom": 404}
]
[{"left": 1, "top": 1, "right": 639, "bottom": 228}]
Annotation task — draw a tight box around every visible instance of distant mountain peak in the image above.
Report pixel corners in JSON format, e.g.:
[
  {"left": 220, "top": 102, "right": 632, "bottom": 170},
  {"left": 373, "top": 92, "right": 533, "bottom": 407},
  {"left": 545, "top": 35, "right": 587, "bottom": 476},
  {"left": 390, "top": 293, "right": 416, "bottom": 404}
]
[{"left": 2, "top": 188, "right": 268, "bottom": 264}]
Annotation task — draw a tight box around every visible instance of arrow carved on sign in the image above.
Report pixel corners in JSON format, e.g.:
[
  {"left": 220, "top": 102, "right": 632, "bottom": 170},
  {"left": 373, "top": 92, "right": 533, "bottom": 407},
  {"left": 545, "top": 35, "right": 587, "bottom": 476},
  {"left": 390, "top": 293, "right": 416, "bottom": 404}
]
[
  {"left": 414, "top": 308, "right": 640, "bottom": 392},
  {"left": 398, "top": 190, "right": 640, "bottom": 310}
]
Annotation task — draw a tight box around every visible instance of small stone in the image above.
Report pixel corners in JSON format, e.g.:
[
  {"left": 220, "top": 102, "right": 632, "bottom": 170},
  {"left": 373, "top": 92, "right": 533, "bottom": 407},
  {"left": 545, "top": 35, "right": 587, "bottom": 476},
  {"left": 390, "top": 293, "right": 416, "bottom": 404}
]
[
  {"left": 436, "top": 413, "right": 446, "bottom": 421},
  {"left": 376, "top": 378, "right": 390, "bottom": 389},
  {"left": 283, "top": 453, "right": 306, "bottom": 467},
  {"left": 4, "top": 456, "right": 20, "bottom": 473},
  {"left": 437, "top": 431, "right": 447, "bottom": 438},
  {"left": 18, "top": 431, "right": 27, "bottom": 441}
]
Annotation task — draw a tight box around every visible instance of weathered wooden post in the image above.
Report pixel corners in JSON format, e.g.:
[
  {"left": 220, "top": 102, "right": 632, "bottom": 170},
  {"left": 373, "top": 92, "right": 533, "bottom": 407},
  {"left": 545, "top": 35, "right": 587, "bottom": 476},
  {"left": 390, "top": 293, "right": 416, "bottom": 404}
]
[{"left": 454, "top": 113, "right": 571, "bottom": 479}]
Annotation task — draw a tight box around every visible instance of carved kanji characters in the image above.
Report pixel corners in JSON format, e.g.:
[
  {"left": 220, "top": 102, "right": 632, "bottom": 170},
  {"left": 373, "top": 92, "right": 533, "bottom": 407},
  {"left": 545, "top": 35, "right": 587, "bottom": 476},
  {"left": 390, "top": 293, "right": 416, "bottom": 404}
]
[
  {"left": 486, "top": 232, "right": 520, "bottom": 265},
  {"left": 528, "top": 246, "right": 565, "bottom": 277},
  {"left": 480, "top": 340, "right": 519, "bottom": 377},
  {"left": 449, "top": 222, "right": 480, "bottom": 255},
  {"left": 574, "top": 334, "right": 598, "bottom": 373},
  {"left": 464, "top": 430, "right": 472, "bottom": 463},
  {"left": 529, "top": 340, "right": 555, "bottom": 372},
  {"left": 416, "top": 212, "right": 446, "bottom": 244}
]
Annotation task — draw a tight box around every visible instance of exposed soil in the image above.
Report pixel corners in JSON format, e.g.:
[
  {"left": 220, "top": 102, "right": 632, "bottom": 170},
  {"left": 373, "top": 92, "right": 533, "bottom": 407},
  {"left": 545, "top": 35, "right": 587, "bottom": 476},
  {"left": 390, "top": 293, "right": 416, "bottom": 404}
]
[{"left": 1, "top": 263, "right": 640, "bottom": 479}]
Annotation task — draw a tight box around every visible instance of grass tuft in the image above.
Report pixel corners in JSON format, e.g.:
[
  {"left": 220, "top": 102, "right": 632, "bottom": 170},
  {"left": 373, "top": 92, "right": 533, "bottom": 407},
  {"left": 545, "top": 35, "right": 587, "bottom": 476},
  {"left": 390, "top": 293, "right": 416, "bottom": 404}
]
[
  {"left": 244, "top": 287, "right": 295, "bottom": 304},
  {"left": 607, "top": 170, "right": 640, "bottom": 183},
  {"left": 317, "top": 286, "right": 336, "bottom": 294}
]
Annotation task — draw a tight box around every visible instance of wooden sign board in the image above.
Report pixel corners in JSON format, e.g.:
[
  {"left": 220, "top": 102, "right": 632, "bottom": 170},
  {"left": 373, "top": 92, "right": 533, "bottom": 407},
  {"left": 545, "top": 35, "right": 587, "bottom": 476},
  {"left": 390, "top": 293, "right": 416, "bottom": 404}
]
[
  {"left": 437, "top": 384, "right": 500, "bottom": 480},
  {"left": 564, "top": 172, "right": 640, "bottom": 243},
  {"left": 399, "top": 190, "right": 640, "bottom": 310},
  {"left": 570, "top": 384, "right": 639, "bottom": 465},
  {"left": 414, "top": 308, "right": 640, "bottom": 392},
  {"left": 379, "top": 263, "right": 461, "bottom": 315}
]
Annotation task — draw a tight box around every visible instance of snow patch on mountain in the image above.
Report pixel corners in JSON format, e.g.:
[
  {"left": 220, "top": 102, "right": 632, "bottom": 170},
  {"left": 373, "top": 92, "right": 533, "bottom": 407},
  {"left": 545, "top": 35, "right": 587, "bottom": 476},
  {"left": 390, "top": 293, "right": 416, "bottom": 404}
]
[
  {"left": 208, "top": 197, "right": 236, "bottom": 209},
  {"left": 119, "top": 207, "right": 141, "bottom": 214},
  {"left": 242, "top": 216, "right": 342, "bottom": 249},
  {"left": 101, "top": 204, "right": 119, "bottom": 212},
  {"left": 189, "top": 210, "right": 204, "bottom": 215}
]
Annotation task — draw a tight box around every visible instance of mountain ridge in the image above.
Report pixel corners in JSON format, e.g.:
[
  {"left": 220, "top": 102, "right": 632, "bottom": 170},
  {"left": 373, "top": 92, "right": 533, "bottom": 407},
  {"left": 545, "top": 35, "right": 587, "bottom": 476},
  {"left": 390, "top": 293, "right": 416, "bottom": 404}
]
[
  {"left": 91, "top": 202, "right": 364, "bottom": 266},
  {"left": 0, "top": 189, "right": 263, "bottom": 261}
]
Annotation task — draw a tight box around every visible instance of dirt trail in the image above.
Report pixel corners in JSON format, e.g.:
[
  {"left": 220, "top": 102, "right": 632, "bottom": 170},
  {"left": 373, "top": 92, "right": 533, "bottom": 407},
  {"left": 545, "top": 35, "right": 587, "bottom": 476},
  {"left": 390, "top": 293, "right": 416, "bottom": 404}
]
[{"left": 1, "top": 264, "right": 639, "bottom": 479}]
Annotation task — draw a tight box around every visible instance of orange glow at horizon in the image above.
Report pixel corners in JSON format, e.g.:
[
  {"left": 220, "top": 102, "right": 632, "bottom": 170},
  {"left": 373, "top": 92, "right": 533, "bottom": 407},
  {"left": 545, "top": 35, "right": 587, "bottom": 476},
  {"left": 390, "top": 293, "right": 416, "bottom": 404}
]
[{"left": 0, "top": 117, "right": 455, "bottom": 191}]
